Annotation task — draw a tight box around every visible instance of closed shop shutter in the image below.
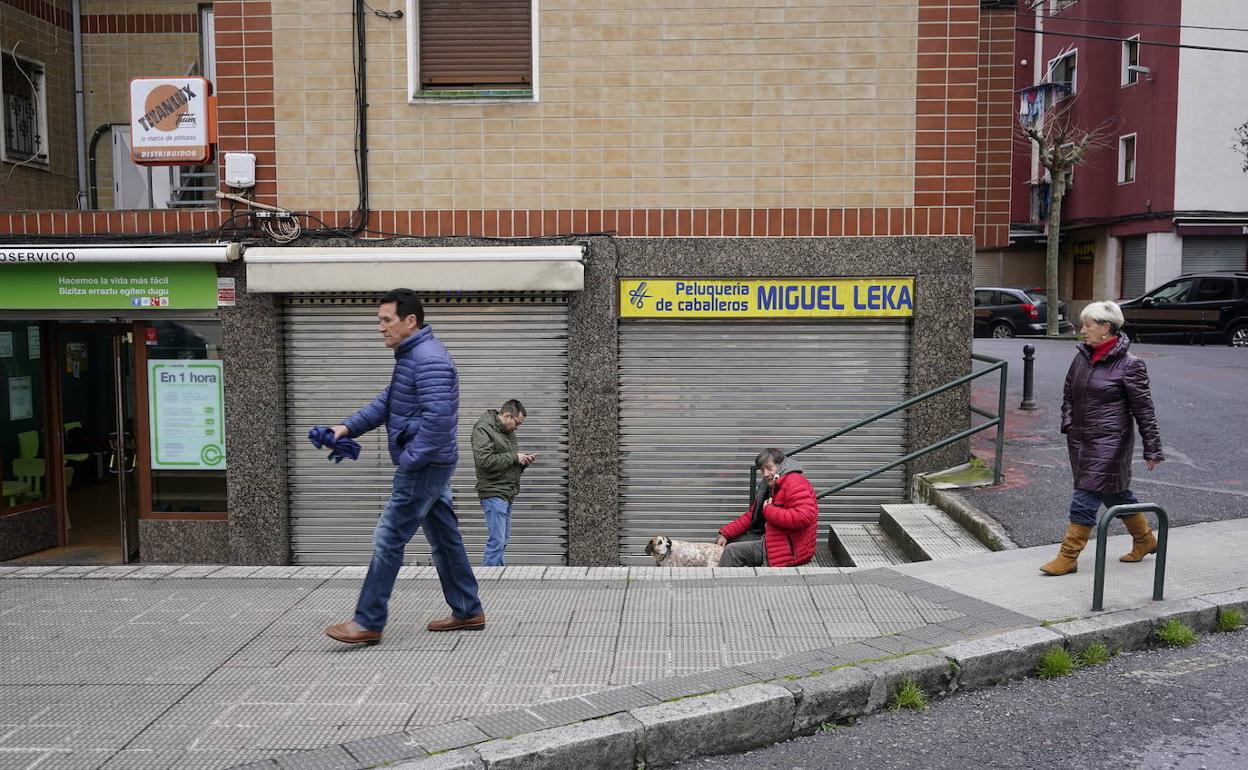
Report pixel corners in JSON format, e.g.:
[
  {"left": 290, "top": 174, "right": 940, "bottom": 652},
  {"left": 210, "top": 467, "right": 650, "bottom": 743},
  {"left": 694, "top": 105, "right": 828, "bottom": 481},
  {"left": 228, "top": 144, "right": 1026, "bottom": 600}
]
[
  {"left": 974, "top": 252, "right": 1045, "bottom": 288},
  {"left": 618, "top": 321, "right": 909, "bottom": 566},
  {"left": 1121, "top": 236, "right": 1147, "bottom": 299},
  {"left": 284, "top": 295, "right": 568, "bottom": 565},
  {"left": 1001, "top": 253, "right": 1046, "bottom": 289},
  {"left": 1181, "top": 236, "right": 1248, "bottom": 275},
  {"left": 973, "top": 252, "right": 1000, "bottom": 286}
]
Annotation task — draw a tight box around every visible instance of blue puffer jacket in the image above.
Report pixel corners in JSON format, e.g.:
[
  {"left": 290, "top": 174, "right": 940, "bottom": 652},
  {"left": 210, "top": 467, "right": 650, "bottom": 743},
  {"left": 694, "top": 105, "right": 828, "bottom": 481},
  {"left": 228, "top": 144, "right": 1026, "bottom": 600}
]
[{"left": 342, "top": 325, "right": 459, "bottom": 470}]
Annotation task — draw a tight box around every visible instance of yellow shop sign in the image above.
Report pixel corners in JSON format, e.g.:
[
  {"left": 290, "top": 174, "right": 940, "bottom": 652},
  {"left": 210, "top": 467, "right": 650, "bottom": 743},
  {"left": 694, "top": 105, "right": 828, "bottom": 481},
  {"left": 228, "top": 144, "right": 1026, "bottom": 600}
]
[{"left": 618, "top": 278, "right": 915, "bottom": 319}]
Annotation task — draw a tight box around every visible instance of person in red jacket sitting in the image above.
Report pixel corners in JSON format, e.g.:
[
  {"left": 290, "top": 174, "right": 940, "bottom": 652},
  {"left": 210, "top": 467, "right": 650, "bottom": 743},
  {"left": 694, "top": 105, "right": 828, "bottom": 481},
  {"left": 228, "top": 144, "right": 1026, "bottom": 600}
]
[{"left": 715, "top": 448, "right": 819, "bottom": 568}]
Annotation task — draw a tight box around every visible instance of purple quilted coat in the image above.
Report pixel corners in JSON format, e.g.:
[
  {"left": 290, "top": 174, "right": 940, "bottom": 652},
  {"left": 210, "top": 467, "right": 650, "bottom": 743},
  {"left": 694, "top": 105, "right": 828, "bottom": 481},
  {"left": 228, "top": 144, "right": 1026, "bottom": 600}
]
[{"left": 1060, "top": 334, "right": 1163, "bottom": 492}]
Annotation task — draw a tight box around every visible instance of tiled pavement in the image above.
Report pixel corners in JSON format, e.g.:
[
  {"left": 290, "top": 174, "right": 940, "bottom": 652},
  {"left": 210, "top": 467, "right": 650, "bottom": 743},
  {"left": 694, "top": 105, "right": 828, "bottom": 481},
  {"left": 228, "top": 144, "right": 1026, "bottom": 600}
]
[
  {"left": 0, "top": 519, "right": 1244, "bottom": 770},
  {"left": 0, "top": 566, "right": 1029, "bottom": 770}
]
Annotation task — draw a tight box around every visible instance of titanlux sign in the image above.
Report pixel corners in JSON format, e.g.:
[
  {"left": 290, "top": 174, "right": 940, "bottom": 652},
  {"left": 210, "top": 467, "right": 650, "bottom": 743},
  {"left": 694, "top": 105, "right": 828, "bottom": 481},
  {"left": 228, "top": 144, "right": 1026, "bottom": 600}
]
[{"left": 129, "top": 77, "right": 215, "bottom": 165}]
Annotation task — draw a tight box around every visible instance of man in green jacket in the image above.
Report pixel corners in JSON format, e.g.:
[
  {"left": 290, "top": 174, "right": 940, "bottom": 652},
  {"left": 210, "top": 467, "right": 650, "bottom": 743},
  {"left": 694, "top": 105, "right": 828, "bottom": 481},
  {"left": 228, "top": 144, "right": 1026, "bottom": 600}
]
[{"left": 472, "top": 400, "right": 534, "bottom": 566}]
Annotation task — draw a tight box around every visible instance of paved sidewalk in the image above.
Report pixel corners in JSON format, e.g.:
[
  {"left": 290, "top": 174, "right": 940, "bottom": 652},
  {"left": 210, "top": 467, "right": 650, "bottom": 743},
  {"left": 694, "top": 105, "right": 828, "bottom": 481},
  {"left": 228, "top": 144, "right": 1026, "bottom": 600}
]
[{"left": 1, "top": 519, "right": 1245, "bottom": 770}]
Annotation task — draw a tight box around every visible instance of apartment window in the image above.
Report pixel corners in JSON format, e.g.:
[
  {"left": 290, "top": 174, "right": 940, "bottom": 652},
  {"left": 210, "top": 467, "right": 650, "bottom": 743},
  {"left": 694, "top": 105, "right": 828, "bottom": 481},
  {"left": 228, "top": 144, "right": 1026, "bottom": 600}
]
[
  {"left": 1122, "top": 36, "right": 1141, "bottom": 85},
  {"left": 1, "top": 52, "right": 48, "bottom": 164},
  {"left": 1048, "top": 51, "right": 1077, "bottom": 94},
  {"left": 407, "top": 0, "right": 537, "bottom": 100},
  {"left": 1119, "top": 134, "right": 1137, "bottom": 184}
]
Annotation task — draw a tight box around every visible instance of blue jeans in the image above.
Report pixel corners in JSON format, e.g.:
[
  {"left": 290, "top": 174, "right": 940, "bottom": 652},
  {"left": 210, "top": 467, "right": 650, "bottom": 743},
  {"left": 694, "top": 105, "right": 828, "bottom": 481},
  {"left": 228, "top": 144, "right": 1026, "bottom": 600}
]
[
  {"left": 1069, "top": 488, "right": 1140, "bottom": 527},
  {"left": 481, "top": 497, "right": 513, "bottom": 567},
  {"left": 353, "top": 464, "right": 483, "bottom": 631}
]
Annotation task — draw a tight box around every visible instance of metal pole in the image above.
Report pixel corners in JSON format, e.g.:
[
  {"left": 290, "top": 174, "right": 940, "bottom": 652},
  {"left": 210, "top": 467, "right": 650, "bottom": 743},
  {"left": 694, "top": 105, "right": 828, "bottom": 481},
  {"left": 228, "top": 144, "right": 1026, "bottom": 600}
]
[
  {"left": 1092, "top": 503, "right": 1169, "bottom": 611},
  {"left": 994, "top": 362, "right": 1007, "bottom": 485},
  {"left": 1019, "top": 344, "right": 1037, "bottom": 410}
]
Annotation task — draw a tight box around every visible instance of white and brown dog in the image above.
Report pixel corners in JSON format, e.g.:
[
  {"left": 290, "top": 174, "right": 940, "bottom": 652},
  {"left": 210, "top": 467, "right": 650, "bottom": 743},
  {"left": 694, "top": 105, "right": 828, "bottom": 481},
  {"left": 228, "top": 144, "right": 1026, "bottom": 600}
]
[{"left": 644, "top": 535, "right": 724, "bottom": 567}]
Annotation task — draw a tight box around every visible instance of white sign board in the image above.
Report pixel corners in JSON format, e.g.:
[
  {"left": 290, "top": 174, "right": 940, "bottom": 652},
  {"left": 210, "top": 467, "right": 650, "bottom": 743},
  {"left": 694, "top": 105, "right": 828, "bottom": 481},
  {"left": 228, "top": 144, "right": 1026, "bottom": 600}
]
[
  {"left": 148, "top": 360, "right": 226, "bottom": 470},
  {"left": 0, "top": 331, "right": 11, "bottom": 358},
  {"left": 129, "top": 77, "right": 213, "bottom": 165},
  {"left": 27, "top": 326, "right": 40, "bottom": 359},
  {"left": 8, "top": 376, "right": 32, "bottom": 421}
]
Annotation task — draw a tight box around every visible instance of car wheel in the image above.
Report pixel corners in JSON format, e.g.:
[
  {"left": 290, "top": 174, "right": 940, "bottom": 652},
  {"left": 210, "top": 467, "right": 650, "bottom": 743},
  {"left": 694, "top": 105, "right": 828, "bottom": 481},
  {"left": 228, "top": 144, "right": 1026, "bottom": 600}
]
[
  {"left": 1228, "top": 322, "right": 1248, "bottom": 348},
  {"left": 990, "top": 321, "right": 1015, "bottom": 339}
]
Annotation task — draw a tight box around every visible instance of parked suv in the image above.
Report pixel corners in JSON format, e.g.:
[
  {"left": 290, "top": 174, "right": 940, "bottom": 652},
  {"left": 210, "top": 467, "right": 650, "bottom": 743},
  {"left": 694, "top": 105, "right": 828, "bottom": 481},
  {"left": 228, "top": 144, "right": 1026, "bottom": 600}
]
[
  {"left": 973, "top": 287, "right": 1072, "bottom": 338},
  {"left": 1120, "top": 271, "right": 1248, "bottom": 347}
]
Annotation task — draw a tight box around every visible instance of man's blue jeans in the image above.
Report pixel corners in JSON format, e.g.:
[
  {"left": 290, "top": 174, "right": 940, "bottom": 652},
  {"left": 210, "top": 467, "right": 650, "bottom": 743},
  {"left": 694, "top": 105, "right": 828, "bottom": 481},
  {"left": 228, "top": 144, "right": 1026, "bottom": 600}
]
[
  {"left": 1069, "top": 488, "right": 1139, "bottom": 527},
  {"left": 353, "top": 464, "right": 483, "bottom": 631},
  {"left": 481, "top": 497, "right": 513, "bottom": 566}
]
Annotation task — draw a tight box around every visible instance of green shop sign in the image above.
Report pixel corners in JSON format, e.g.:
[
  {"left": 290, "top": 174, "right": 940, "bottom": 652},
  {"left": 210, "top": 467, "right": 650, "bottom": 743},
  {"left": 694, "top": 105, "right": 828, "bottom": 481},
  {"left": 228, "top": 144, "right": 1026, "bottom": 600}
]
[{"left": 0, "top": 262, "right": 218, "bottom": 310}]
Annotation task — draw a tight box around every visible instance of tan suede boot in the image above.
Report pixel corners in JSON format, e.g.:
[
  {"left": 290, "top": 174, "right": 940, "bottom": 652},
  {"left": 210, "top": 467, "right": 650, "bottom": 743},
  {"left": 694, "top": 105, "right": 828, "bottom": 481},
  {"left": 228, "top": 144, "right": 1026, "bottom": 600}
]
[
  {"left": 1119, "top": 513, "right": 1158, "bottom": 562},
  {"left": 1040, "top": 523, "right": 1093, "bottom": 576}
]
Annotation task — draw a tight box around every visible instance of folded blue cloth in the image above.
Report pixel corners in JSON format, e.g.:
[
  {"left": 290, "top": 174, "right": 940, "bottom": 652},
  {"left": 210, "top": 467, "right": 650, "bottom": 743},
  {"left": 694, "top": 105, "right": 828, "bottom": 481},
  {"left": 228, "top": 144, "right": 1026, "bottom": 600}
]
[{"left": 308, "top": 426, "right": 362, "bottom": 464}]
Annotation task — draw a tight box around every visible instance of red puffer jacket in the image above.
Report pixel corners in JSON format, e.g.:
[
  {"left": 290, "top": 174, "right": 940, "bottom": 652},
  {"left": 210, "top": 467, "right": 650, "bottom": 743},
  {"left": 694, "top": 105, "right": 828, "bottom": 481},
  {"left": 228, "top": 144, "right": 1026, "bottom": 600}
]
[{"left": 719, "top": 470, "right": 819, "bottom": 567}]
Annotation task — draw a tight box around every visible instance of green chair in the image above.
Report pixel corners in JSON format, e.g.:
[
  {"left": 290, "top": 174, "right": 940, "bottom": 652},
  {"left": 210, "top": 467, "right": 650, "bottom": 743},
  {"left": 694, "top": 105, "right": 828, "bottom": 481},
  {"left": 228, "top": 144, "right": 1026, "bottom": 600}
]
[
  {"left": 12, "top": 457, "right": 46, "bottom": 500},
  {"left": 64, "top": 422, "right": 90, "bottom": 466}
]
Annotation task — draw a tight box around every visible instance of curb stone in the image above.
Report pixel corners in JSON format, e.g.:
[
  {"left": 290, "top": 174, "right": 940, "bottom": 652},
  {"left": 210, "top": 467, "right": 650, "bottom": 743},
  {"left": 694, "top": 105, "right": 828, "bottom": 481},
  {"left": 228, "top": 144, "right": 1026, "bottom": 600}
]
[
  {"left": 1202, "top": 588, "right": 1248, "bottom": 620},
  {"left": 629, "top": 684, "right": 794, "bottom": 768},
  {"left": 940, "top": 627, "right": 1064, "bottom": 691},
  {"left": 391, "top": 749, "right": 484, "bottom": 769},
  {"left": 1046, "top": 609, "right": 1157, "bottom": 654},
  {"left": 1133, "top": 597, "right": 1218, "bottom": 634},
  {"left": 783, "top": 665, "right": 876, "bottom": 733},
  {"left": 472, "top": 714, "right": 641, "bottom": 770},
  {"left": 856, "top": 652, "right": 955, "bottom": 710}
]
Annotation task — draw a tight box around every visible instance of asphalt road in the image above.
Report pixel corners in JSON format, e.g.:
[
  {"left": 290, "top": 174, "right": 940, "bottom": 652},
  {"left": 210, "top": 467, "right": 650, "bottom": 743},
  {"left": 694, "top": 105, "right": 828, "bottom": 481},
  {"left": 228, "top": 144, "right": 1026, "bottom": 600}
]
[
  {"left": 965, "top": 337, "right": 1248, "bottom": 548},
  {"left": 674, "top": 627, "right": 1248, "bottom": 770}
]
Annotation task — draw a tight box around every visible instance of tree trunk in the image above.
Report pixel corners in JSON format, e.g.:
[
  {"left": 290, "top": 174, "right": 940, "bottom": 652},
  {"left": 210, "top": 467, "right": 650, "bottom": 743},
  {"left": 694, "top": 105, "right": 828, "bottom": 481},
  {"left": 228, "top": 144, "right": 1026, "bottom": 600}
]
[{"left": 1045, "top": 170, "right": 1066, "bottom": 337}]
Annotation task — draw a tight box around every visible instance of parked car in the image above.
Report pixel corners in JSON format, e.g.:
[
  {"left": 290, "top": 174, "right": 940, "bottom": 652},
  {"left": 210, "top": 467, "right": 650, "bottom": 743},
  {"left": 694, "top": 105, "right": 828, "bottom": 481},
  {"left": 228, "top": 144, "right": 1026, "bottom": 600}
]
[
  {"left": 1120, "top": 271, "right": 1248, "bottom": 347},
  {"left": 973, "top": 286, "right": 1073, "bottom": 338}
]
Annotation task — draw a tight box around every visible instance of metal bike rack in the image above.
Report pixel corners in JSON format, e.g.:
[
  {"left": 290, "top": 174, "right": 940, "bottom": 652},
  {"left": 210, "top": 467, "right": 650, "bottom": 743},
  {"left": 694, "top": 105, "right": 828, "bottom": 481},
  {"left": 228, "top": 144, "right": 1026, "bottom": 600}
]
[{"left": 1092, "top": 503, "right": 1169, "bottom": 612}]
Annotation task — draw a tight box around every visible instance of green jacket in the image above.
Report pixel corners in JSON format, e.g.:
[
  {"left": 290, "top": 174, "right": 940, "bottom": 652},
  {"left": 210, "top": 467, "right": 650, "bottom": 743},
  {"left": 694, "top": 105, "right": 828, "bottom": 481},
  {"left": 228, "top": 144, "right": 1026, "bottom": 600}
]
[{"left": 471, "top": 410, "right": 524, "bottom": 501}]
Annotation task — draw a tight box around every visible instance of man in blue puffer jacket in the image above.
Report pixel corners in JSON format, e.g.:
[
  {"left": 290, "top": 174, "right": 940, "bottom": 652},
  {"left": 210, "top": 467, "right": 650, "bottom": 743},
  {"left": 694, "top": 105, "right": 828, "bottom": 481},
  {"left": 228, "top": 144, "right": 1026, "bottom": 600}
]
[{"left": 325, "top": 289, "right": 484, "bottom": 645}]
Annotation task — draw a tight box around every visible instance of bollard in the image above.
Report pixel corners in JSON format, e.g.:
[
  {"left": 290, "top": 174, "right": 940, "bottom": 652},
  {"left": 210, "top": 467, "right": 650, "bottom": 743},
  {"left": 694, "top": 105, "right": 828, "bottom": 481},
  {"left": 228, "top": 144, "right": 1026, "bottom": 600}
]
[{"left": 1019, "top": 344, "right": 1037, "bottom": 410}]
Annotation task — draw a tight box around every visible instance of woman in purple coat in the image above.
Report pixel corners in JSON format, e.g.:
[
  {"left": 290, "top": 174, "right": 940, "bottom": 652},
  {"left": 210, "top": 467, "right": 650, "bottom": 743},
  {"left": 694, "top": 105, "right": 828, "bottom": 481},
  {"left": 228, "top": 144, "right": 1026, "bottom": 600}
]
[{"left": 1041, "top": 300, "right": 1164, "bottom": 576}]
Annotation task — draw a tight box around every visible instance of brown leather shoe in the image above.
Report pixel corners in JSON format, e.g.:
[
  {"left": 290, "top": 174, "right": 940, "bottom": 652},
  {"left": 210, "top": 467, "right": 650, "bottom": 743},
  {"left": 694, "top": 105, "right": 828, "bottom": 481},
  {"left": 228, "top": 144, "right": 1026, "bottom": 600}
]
[
  {"left": 325, "top": 620, "right": 382, "bottom": 645},
  {"left": 427, "top": 613, "right": 485, "bottom": 632}
]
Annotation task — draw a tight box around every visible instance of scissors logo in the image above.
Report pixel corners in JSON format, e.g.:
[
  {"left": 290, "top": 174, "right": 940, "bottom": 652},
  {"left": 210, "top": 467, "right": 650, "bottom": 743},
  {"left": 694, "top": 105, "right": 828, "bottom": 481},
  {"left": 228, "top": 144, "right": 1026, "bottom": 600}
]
[{"left": 628, "top": 281, "right": 651, "bottom": 309}]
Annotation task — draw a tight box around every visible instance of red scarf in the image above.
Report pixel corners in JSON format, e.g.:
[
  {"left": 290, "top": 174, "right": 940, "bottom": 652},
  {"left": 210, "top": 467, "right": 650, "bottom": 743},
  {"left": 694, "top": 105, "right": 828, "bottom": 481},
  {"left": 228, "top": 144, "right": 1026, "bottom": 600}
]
[{"left": 1090, "top": 335, "right": 1118, "bottom": 364}]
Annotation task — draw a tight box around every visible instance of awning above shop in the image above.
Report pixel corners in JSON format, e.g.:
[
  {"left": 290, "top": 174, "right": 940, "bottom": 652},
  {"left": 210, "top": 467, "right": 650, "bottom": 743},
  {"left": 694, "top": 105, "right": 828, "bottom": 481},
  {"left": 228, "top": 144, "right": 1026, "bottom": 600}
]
[
  {"left": 243, "top": 246, "right": 586, "bottom": 292},
  {"left": 0, "top": 244, "right": 238, "bottom": 263}
]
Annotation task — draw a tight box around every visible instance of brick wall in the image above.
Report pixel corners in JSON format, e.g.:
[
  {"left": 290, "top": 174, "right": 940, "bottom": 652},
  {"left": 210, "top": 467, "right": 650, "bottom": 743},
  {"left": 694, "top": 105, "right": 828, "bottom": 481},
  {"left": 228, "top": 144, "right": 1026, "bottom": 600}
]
[
  {"left": 0, "top": 0, "right": 78, "bottom": 210},
  {"left": 974, "top": 5, "right": 1014, "bottom": 249}
]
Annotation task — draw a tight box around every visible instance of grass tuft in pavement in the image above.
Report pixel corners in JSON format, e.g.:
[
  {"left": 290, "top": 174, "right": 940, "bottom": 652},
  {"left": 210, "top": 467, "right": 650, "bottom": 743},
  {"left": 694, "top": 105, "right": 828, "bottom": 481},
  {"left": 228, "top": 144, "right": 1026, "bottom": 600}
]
[
  {"left": 1076, "top": 643, "right": 1111, "bottom": 667},
  {"left": 889, "top": 678, "right": 927, "bottom": 711},
  {"left": 1036, "top": 647, "right": 1076, "bottom": 679},
  {"left": 1154, "top": 618, "right": 1197, "bottom": 648},
  {"left": 1216, "top": 608, "right": 1244, "bottom": 633}
]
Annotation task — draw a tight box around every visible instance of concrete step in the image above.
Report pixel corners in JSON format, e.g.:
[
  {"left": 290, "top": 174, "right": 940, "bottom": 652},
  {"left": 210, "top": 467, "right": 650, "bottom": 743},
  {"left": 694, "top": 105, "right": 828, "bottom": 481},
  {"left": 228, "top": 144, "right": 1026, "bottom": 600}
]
[
  {"left": 879, "top": 503, "right": 994, "bottom": 562},
  {"left": 827, "top": 522, "right": 910, "bottom": 568}
]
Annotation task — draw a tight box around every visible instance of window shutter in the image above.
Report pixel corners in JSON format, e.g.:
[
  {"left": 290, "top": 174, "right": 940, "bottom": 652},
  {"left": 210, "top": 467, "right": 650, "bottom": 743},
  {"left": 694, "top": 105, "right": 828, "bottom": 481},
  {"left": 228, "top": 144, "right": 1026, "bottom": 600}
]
[{"left": 419, "top": 0, "right": 532, "bottom": 88}]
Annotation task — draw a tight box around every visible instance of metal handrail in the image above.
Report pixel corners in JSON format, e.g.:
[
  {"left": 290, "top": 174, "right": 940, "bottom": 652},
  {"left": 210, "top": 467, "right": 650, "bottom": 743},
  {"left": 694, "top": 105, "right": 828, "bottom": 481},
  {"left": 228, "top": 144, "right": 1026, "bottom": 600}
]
[
  {"left": 750, "top": 354, "right": 1009, "bottom": 504},
  {"left": 1092, "top": 503, "right": 1169, "bottom": 612}
]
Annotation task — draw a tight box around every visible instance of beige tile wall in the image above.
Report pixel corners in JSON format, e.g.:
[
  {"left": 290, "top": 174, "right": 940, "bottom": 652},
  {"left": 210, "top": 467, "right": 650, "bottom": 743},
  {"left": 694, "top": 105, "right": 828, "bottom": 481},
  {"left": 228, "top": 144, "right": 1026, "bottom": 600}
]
[
  {"left": 272, "top": 0, "right": 919, "bottom": 212},
  {"left": 0, "top": 3, "right": 78, "bottom": 211}
]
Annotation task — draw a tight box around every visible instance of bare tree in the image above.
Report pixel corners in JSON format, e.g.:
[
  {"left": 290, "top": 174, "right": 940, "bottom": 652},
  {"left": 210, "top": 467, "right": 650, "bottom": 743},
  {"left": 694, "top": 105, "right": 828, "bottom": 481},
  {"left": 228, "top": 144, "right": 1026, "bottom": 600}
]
[{"left": 1017, "top": 94, "right": 1116, "bottom": 336}]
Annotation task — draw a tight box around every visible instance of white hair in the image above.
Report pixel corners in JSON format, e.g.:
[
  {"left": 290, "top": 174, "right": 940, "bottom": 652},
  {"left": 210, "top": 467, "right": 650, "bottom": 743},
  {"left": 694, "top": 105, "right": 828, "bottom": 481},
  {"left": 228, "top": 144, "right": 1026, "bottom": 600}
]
[{"left": 1080, "top": 300, "right": 1125, "bottom": 330}]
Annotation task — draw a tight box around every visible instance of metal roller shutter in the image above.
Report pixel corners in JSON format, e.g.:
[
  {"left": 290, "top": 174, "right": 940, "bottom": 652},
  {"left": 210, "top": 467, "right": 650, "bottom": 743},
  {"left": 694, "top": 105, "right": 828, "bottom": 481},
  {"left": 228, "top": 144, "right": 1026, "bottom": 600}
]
[
  {"left": 973, "top": 252, "right": 1001, "bottom": 286},
  {"left": 618, "top": 320, "right": 910, "bottom": 566},
  {"left": 1182, "top": 236, "right": 1248, "bottom": 274},
  {"left": 284, "top": 295, "right": 568, "bottom": 565},
  {"left": 1001, "top": 254, "right": 1045, "bottom": 289},
  {"left": 1121, "top": 236, "right": 1147, "bottom": 299}
]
